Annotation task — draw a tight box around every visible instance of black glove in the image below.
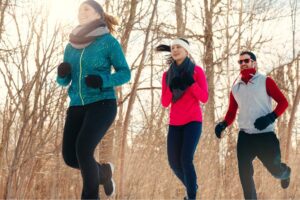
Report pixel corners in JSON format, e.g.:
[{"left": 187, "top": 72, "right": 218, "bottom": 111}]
[
  {"left": 170, "top": 77, "right": 184, "bottom": 90},
  {"left": 181, "top": 73, "right": 195, "bottom": 86},
  {"left": 254, "top": 112, "right": 277, "bottom": 130},
  {"left": 215, "top": 121, "right": 227, "bottom": 139},
  {"left": 85, "top": 75, "right": 103, "bottom": 89},
  {"left": 57, "top": 62, "right": 71, "bottom": 77}
]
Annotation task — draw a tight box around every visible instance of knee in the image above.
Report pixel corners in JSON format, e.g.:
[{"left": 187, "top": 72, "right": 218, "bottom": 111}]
[
  {"left": 181, "top": 156, "right": 194, "bottom": 170},
  {"left": 76, "top": 147, "right": 94, "bottom": 163},
  {"left": 62, "top": 152, "right": 79, "bottom": 169},
  {"left": 168, "top": 158, "right": 182, "bottom": 173},
  {"left": 238, "top": 161, "right": 254, "bottom": 176}
]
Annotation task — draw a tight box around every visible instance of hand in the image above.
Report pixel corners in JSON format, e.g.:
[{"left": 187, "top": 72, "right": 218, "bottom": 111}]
[
  {"left": 85, "top": 75, "right": 103, "bottom": 89},
  {"left": 181, "top": 73, "right": 195, "bottom": 86},
  {"left": 57, "top": 62, "right": 71, "bottom": 77},
  {"left": 254, "top": 112, "right": 277, "bottom": 130},
  {"left": 215, "top": 121, "right": 227, "bottom": 139}
]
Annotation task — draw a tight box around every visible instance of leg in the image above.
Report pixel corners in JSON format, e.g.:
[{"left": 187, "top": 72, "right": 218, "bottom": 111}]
[
  {"left": 76, "top": 100, "right": 117, "bottom": 199},
  {"left": 181, "top": 122, "right": 202, "bottom": 200},
  {"left": 167, "top": 125, "right": 185, "bottom": 186},
  {"left": 256, "top": 133, "right": 291, "bottom": 185},
  {"left": 62, "top": 106, "right": 85, "bottom": 169},
  {"left": 237, "top": 132, "right": 257, "bottom": 200}
]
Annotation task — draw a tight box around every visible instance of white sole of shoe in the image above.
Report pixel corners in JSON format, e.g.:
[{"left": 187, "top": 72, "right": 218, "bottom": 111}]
[
  {"left": 107, "top": 179, "right": 116, "bottom": 197},
  {"left": 107, "top": 162, "right": 114, "bottom": 174},
  {"left": 106, "top": 162, "right": 115, "bottom": 197}
]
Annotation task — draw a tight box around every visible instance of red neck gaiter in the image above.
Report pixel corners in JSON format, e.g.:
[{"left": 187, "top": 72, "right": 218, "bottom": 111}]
[{"left": 240, "top": 68, "right": 256, "bottom": 83}]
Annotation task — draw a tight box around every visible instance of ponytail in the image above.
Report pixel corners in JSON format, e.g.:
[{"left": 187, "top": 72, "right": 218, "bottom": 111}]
[{"left": 104, "top": 13, "right": 119, "bottom": 34}]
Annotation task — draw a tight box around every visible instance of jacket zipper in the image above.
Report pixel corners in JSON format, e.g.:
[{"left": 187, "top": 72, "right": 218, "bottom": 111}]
[{"left": 79, "top": 48, "right": 85, "bottom": 105}]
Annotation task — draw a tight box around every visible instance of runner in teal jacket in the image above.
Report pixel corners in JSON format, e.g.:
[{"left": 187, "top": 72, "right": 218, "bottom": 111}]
[{"left": 56, "top": 1, "right": 131, "bottom": 199}]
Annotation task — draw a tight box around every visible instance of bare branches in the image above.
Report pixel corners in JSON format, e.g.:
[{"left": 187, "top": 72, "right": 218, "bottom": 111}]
[
  {"left": 118, "top": 0, "right": 159, "bottom": 198},
  {"left": 0, "top": 0, "right": 299, "bottom": 199}
]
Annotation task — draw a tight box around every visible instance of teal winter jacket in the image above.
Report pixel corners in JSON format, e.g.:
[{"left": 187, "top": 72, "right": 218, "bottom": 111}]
[{"left": 57, "top": 33, "right": 131, "bottom": 106}]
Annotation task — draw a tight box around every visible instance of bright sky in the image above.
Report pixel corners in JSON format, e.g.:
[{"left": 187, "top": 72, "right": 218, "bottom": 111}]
[
  {"left": 47, "top": 0, "right": 83, "bottom": 25},
  {"left": 44, "top": 0, "right": 105, "bottom": 26}
]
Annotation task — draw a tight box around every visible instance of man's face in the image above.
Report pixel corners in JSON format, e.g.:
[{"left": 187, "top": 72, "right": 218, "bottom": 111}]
[{"left": 238, "top": 54, "right": 256, "bottom": 71}]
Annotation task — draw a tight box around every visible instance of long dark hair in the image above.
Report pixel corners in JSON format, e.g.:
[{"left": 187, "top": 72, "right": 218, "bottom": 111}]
[
  {"left": 155, "top": 44, "right": 174, "bottom": 65},
  {"left": 156, "top": 39, "right": 195, "bottom": 65}
]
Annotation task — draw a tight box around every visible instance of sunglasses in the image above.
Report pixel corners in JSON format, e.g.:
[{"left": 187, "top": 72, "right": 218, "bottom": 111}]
[{"left": 238, "top": 58, "right": 253, "bottom": 65}]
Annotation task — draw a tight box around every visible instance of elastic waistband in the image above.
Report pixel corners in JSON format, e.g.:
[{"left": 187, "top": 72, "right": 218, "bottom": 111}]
[{"left": 239, "top": 130, "right": 275, "bottom": 135}]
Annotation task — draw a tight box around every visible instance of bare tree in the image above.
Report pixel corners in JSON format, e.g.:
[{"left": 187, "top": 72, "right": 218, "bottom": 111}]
[
  {"left": 0, "top": 0, "right": 12, "bottom": 40},
  {"left": 0, "top": 3, "right": 68, "bottom": 198},
  {"left": 0, "top": 0, "right": 299, "bottom": 199},
  {"left": 118, "top": 0, "right": 159, "bottom": 198}
]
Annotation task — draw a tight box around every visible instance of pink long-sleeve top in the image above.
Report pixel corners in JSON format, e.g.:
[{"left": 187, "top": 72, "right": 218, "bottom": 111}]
[{"left": 161, "top": 65, "right": 208, "bottom": 125}]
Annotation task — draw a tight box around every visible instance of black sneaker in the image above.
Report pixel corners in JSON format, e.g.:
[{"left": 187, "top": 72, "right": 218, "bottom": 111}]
[
  {"left": 99, "top": 163, "right": 113, "bottom": 183},
  {"left": 281, "top": 177, "right": 290, "bottom": 189},
  {"left": 104, "top": 178, "right": 115, "bottom": 197},
  {"left": 103, "top": 162, "right": 115, "bottom": 197},
  {"left": 281, "top": 167, "right": 291, "bottom": 189}
]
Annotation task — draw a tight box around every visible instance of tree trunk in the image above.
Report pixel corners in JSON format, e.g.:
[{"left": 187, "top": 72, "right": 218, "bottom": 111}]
[
  {"left": 175, "top": 0, "right": 184, "bottom": 37},
  {"left": 118, "top": 0, "right": 159, "bottom": 198}
]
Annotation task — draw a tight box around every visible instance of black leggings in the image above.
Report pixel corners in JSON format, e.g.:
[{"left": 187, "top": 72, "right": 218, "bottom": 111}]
[{"left": 62, "top": 99, "right": 117, "bottom": 199}]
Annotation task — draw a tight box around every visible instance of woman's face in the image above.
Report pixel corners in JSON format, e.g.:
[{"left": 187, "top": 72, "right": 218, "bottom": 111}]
[
  {"left": 78, "top": 3, "right": 101, "bottom": 25},
  {"left": 171, "top": 44, "right": 188, "bottom": 65}
]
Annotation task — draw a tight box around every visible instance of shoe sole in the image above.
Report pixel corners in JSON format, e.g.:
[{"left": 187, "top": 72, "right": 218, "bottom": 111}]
[
  {"left": 107, "top": 162, "right": 114, "bottom": 174},
  {"left": 281, "top": 177, "right": 290, "bottom": 189},
  {"left": 106, "top": 162, "right": 115, "bottom": 197},
  {"left": 281, "top": 167, "right": 291, "bottom": 189},
  {"left": 107, "top": 179, "right": 116, "bottom": 197}
]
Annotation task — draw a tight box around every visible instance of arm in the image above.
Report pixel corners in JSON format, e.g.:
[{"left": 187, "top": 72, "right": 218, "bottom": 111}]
[
  {"left": 224, "top": 92, "right": 238, "bottom": 126},
  {"left": 56, "top": 49, "right": 71, "bottom": 86},
  {"left": 101, "top": 37, "right": 131, "bottom": 88},
  {"left": 266, "top": 77, "right": 288, "bottom": 117},
  {"left": 161, "top": 72, "right": 172, "bottom": 107},
  {"left": 56, "top": 75, "right": 71, "bottom": 86},
  {"left": 215, "top": 91, "right": 238, "bottom": 138},
  {"left": 254, "top": 77, "right": 288, "bottom": 130},
  {"left": 189, "top": 67, "right": 209, "bottom": 103}
]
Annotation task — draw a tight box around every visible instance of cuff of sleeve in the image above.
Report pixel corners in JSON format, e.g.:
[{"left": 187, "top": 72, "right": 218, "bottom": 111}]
[
  {"left": 269, "top": 111, "right": 278, "bottom": 121},
  {"left": 190, "top": 82, "right": 198, "bottom": 90},
  {"left": 222, "top": 121, "right": 228, "bottom": 127},
  {"left": 99, "top": 74, "right": 111, "bottom": 88},
  {"left": 56, "top": 76, "right": 68, "bottom": 86}
]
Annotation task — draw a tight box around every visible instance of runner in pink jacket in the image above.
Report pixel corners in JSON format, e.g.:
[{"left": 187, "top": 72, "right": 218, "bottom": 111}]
[{"left": 157, "top": 38, "right": 208, "bottom": 200}]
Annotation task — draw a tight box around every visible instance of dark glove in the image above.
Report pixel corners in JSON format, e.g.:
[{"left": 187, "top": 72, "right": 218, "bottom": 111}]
[
  {"left": 85, "top": 75, "right": 103, "bottom": 89},
  {"left": 254, "top": 112, "right": 277, "bottom": 130},
  {"left": 181, "top": 73, "right": 195, "bottom": 86},
  {"left": 170, "top": 77, "right": 183, "bottom": 90},
  {"left": 215, "top": 121, "right": 227, "bottom": 139},
  {"left": 57, "top": 62, "right": 71, "bottom": 77}
]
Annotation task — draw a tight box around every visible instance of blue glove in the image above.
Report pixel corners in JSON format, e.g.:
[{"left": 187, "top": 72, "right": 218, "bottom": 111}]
[
  {"left": 215, "top": 121, "right": 227, "bottom": 138},
  {"left": 254, "top": 112, "right": 277, "bottom": 130}
]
